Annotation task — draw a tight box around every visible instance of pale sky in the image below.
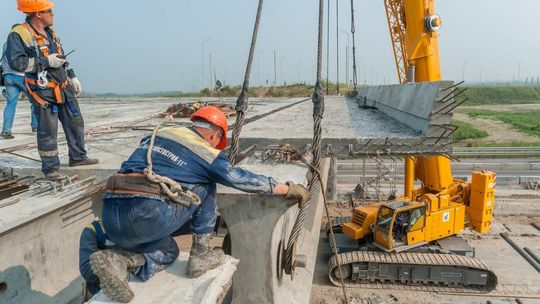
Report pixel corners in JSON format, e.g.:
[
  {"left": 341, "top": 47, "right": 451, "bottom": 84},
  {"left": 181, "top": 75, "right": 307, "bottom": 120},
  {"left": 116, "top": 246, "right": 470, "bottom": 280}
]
[{"left": 1, "top": 0, "right": 539, "bottom": 94}]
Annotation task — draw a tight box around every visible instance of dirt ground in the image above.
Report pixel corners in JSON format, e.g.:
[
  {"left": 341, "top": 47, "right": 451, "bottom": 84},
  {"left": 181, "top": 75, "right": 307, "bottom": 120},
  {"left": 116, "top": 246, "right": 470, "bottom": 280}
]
[{"left": 309, "top": 186, "right": 540, "bottom": 304}]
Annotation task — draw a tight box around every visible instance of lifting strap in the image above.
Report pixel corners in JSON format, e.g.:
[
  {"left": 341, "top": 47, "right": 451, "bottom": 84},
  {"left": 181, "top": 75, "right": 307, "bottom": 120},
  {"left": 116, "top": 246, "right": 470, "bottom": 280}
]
[{"left": 22, "top": 23, "right": 66, "bottom": 108}]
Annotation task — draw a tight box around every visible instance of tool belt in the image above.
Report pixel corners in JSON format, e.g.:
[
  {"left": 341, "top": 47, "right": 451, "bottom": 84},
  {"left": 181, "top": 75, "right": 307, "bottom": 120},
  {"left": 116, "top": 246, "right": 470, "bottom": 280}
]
[
  {"left": 105, "top": 173, "right": 197, "bottom": 207},
  {"left": 106, "top": 173, "right": 164, "bottom": 196}
]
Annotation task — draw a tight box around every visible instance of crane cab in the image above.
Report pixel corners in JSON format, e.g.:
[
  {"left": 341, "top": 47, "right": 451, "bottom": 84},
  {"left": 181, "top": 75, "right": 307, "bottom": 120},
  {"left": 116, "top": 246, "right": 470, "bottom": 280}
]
[{"left": 373, "top": 201, "right": 428, "bottom": 252}]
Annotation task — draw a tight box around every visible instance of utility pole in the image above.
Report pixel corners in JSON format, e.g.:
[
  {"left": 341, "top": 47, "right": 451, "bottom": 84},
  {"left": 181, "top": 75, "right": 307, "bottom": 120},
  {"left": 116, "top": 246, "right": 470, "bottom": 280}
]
[
  {"left": 340, "top": 29, "right": 350, "bottom": 87},
  {"left": 273, "top": 50, "right": 277, "bottom": 87},
  {"left": 209, "top": 53, "right": 213, "bottom": 90},
  {"left": 517, "top": 59, "right": 522, "bottom": 84},
  {"left": 257, "top": 50, "right": 264, "bottom": 87},
  {"left": 336, "top": 0, "right": 340, "bottom": 95},
  {"left": 200, "top": 38, "right": 211, "bottom": 89},
  {"left": 326, "top": 0, "right": 330, "bottom": 94},
  {"left": 461, "top": 59, "right": 466, "bottom": 82}
]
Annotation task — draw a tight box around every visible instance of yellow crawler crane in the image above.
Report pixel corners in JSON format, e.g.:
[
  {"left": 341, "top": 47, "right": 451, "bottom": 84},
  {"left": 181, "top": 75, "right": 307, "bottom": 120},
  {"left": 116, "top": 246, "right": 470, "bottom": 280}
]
[{"left": 328, "top": 0, "right": 498, "bottom": 292}]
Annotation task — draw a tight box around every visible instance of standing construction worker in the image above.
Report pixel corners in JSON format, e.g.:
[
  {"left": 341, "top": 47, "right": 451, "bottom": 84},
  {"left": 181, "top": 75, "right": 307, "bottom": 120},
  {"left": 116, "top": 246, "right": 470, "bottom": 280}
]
[
  {"left": 1, "top": 25, "right": 38, "bottom": 140},
  {"left": 6, "top": 0, "right": 97, "bottom": 177},
  {"left": 90, "top": 106, "right": 310, "bottom": 302}
]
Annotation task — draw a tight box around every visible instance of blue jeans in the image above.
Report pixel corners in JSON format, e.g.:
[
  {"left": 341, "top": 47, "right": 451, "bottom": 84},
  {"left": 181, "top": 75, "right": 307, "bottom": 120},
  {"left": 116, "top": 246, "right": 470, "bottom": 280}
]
[
  {"left": 2, "top": 73, "right": 38, "bottom": 133},
  {"left": 101, "top": 184, "right": 218, "bottom": 281}
]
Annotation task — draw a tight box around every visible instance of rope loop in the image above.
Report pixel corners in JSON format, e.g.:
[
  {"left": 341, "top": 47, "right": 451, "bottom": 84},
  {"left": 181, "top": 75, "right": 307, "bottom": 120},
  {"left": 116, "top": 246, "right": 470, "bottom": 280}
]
[{"left": 144, "top": 124, "right": 201, "bottom": 207}]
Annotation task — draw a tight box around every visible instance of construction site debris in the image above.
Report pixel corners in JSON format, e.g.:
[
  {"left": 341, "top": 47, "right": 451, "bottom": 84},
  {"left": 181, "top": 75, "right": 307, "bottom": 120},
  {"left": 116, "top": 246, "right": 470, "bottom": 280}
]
[
  {"left": 158, "top": 101, "right": 235, "bottom": 119},
  {"left": 500, "top": 233, "right": 540, "bottom": 272},
  {"left": 0, "top": 167, "right": 32, "bottom": 202}
]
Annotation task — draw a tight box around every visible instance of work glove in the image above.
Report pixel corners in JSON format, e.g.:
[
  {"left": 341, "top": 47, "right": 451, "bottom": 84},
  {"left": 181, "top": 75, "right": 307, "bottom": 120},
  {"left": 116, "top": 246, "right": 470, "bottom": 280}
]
[
  {"left": 286, "top": 182, "right": 310, "bottom": 208},
  {"left": 47, "top": 53, "right": 66, "bottom": 68},
  {"left": 70, "top": 77, "right": 82, "bottom": 97}
]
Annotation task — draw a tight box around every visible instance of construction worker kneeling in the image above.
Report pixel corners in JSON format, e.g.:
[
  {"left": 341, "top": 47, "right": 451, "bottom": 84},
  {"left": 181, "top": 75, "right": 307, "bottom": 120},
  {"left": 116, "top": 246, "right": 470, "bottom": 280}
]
[
  {"left": 89, "top": 106, "right": 310, "bottom": 303},
  {"left": 7, "top": 0, "right": 97, "bottom": 178}
]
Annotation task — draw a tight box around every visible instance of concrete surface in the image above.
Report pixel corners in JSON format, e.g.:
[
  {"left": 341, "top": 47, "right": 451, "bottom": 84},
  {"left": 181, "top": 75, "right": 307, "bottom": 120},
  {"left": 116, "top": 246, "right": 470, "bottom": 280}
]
[{"left": 88, "top": 253, "right": 239, "bottom": 304}]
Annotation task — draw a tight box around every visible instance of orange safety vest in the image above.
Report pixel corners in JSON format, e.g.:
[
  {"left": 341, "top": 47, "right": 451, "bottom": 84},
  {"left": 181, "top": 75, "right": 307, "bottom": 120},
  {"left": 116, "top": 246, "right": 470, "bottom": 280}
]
[{"left": 22, "top": 23, "right": 68, "bottom": 108}]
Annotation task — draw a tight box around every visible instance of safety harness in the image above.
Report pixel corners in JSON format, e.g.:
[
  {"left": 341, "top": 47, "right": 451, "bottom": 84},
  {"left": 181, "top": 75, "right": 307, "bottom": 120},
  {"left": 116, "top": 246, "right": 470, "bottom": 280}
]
[
  {"left": 105, "top": 125, "right": 201, "bottom": 208},
  {"left": 22, "top": 23, "right": 69, "bottom": 108}
]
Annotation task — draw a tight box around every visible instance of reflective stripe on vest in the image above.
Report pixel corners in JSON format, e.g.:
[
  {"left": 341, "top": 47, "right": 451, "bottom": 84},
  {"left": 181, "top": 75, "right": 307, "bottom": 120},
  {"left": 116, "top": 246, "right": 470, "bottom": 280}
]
[{"left": 20, "top": 23, "right": 66, "bottom": 107}]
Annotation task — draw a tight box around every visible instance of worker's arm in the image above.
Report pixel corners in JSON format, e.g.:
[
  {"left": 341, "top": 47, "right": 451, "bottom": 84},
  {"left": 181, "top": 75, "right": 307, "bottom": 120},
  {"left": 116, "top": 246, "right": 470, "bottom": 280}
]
[
  {"left": 5, "top": 32, "right": 48, "bottom": 73},
  {"left": 208, "top": 154, "right": 310, "bottom": 206},
  {"left": 208, "top": 154, "right": 279, "bottom": 195}
]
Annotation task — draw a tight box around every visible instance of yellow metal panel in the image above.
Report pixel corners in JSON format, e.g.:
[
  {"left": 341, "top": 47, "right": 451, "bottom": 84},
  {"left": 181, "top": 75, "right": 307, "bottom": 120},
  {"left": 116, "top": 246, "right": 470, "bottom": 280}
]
[
  {"left": 470, "top": 190, "right": 495, "bottom": 212},
  {"left": 407, "top": 229, "right": 425, "bottom": 245},
  {"left": 342, "top": 222, "right": 367, "bottom": 240},
  {"left": 375, "top": 228, "right": 393, "bottom": 251},
  {"left": 468, "top": 207, "right": 493, "bottom": 223},
  {"left": 471, "top": 171, "right": 496, "bottom": 193},
  {"left": 470, "top": 220, "right": 492, "bottom": 234},
  {"left": 453, "top": 204, "right": 466, "bottom": 233}
]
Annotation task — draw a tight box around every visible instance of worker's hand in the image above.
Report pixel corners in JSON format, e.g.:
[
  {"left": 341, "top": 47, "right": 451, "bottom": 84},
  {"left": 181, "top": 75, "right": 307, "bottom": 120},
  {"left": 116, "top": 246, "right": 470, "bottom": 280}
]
[
  {"left": 47, "top": 53, "right": 66, "bottom": 68},
  {"left": 285, "top": 182, "right": 310, "bottom": 208},
  {"left": 70, "top": 77, "right": 82, "bottom": 97}
]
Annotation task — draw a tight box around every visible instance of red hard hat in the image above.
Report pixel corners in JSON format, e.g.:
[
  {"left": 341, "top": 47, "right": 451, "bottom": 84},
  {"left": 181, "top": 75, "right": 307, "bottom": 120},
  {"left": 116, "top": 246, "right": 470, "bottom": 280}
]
[
  {"left": 17, "top": 0, "right": 55, "bottom": 13},
  {"left": 190, "top": 105, "right": 228, "bottom": 150}
]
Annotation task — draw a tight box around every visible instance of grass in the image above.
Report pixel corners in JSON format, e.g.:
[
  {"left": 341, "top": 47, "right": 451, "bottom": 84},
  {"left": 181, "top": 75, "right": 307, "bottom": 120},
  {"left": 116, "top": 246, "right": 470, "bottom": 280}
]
[
  {"left": 467, "top": 110, "right": 540, "bottom": 137},
  {"left": 150, "top": 81, "right": 356, "bottom": 98},
  {"left": 463, "top": 86, "right": 540, "bottom": 105},
  {"left": 452, "top": 120, "right": 489, "bottom": 140}
]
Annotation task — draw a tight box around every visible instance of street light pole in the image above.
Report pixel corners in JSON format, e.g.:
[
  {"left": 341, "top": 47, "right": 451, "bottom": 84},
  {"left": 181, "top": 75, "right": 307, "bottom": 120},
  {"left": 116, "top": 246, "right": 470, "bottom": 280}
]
[
  {"left": 280, "top": 56, "right": 286, "bottom": 85},
  {"left": 257, "top": 50, "right": 264, "bottom": 87},
  {"left": 201, "top": 38, "right": 211, "bottom": 90},
  {"left": 209, "top": 53, "right": 213, "bottom": 90},
  {"left": 340, "top": 29, "right": 350, "bottom": 87},
  {"left": 336, "top": 0, "right": 340, "bottom": 95},
  {"left": 273, "top": 50, "right": 277, "bottom": 87},
  {"left": 518, "top": 58, "right": 523, "bottom": 84}
]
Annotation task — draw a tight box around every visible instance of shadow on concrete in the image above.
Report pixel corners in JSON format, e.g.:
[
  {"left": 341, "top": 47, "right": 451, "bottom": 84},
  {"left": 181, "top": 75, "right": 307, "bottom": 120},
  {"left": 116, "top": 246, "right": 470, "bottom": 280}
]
[{"left": 0, "top": 266, "right": 84, "bottom": 304}]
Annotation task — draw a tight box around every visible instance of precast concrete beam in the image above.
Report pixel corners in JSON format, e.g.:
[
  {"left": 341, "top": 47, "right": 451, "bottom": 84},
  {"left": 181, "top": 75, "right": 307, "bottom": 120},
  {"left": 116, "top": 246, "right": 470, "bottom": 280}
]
[
  {"left": 217, "top": 158, "right": 330, "bottom": 304},
  {"left": 89, "top": 254, "right": 239, "bottom": 304}
]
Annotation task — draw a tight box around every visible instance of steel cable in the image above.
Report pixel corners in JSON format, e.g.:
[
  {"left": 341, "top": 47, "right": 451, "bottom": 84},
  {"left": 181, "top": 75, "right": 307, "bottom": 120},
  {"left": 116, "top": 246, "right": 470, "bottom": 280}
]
[
  {"left": 228, "top": 0, "right": 264, "bottom": 165},
  {"left": 350, "top": 0, "right": 358, "bottom": 91}
]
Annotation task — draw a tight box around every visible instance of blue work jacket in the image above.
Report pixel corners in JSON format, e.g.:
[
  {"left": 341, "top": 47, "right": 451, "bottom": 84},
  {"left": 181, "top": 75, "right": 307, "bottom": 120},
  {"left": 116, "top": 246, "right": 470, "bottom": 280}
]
[{"left": 105, "top": 127, "right": 277, "bottom": 201}]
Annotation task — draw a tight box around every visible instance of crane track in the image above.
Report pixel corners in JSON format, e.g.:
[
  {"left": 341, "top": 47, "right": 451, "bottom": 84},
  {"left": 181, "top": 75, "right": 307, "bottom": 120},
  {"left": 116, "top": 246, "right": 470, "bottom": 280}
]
[{"left": 329, "top": 251, "right": 497, "bottom": 293}]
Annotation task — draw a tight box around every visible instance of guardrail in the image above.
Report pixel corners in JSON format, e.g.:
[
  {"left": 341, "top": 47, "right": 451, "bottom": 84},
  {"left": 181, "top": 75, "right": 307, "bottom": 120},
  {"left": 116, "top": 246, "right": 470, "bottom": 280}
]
[{"left": 452, "top": 146, "right": 540, "bottom": 157}]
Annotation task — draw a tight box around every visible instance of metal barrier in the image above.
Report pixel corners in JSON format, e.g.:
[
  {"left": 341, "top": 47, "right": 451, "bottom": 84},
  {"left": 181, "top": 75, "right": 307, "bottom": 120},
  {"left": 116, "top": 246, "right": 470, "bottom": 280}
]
[{"left": 452, "top": 146, "right": 540, "bottom": 157}]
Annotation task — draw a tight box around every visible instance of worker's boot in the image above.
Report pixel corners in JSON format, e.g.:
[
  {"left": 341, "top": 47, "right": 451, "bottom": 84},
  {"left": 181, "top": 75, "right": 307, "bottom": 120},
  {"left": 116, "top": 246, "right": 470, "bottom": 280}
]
[
  {"left": 186, "top": 233, "right": 225, "bottom": 278},
  {"left": 69, "top": 157, "right": 99, "bottom": 167},
  {"left": 89, "top": 249, "right": 145, "bottom": 303}
]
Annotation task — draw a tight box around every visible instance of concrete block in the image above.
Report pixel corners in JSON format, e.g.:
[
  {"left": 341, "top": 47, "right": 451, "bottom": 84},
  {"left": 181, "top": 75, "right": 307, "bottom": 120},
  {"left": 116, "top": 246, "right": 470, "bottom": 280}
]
[
  {"left": 217, "top": 158, "right": 329, "bottom": 304},
  {"left": 530, "top": 163, "right": 540, "bottom": 170},
  {"left": 89, "top": 254, "right": 239, "bottom": 304}
]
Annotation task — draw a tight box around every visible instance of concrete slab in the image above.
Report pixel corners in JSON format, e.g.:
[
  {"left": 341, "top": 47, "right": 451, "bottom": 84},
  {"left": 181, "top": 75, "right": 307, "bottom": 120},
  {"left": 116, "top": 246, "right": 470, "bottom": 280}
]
[{"left": 88, "top": 253, "right": 239, "bottom": 304}]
